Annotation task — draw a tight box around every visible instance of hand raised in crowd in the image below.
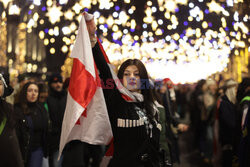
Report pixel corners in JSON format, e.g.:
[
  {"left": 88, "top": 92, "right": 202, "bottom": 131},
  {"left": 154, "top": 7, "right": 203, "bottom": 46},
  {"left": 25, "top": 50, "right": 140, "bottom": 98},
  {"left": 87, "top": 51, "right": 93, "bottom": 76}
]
[
  {"left": 85, "top": 15, "right": 96, "bottom": 39},
  {"left": 85, "top": 15, "right": 97, "bottom": 47}
]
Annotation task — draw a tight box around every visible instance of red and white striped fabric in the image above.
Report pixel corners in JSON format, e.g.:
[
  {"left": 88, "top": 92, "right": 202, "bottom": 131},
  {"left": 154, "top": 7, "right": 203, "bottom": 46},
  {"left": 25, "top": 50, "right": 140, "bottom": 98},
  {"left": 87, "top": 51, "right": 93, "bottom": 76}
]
[{"left": 59, "top": 12, "right": 113, "bottom": 158}]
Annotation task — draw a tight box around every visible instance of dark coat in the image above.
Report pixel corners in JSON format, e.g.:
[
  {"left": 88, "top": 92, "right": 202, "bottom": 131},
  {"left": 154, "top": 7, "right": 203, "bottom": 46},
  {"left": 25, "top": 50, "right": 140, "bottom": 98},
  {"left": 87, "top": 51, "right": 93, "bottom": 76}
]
[
  {"left": 14, "top": 102, "right": 48, "bottom": 166},
  {"left": 218, "top": 95, "right": 236, "bottom": 146},
  {"left": 0, "top": 100, "right": 24, "bottom": 167},
  {"left": 46, "top": 89, "right": 67, "bottom": 153}
]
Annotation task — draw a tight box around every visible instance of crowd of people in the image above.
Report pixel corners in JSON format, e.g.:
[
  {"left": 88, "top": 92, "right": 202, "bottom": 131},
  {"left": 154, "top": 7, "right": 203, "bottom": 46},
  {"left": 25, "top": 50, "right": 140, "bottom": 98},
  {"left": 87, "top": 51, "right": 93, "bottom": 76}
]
[
  {"left": 0, "top": 67, "right": 250, "bottom": 167},
  {"left": 0, "top": 14, "right": 249, "bottom": 167}
]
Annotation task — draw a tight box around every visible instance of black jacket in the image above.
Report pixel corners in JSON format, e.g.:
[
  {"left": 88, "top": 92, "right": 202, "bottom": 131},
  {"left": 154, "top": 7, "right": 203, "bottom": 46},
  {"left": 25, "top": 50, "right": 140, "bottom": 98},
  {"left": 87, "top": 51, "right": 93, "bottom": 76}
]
[
  {"left": 218, "top": 95, "right": 236, "bottom": 146},
  {"left": 92, "top": 43, "right": 161, "bottom": 167},
  {"left": 0, "top": 100, "right": 24, "bottom": 167},
  {"left": 47, "top": 89, "right": 67, "bottom": 152},
  {"left": 14, "top": 102, "right": 48, "bottom": 166}
]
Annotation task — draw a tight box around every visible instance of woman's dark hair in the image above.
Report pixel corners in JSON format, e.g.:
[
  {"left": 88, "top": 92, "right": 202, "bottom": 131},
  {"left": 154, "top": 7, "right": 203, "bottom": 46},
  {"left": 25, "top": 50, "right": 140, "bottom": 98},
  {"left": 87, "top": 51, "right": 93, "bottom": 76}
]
[
  {"left": 195, "top": 79, "right": 206, "bottom": 92},
  {"left": 18, "top": 82, "right": 39, "bottom": 114},
  {"left": 117, "top": 59, "right": 155, "bottom": 122}
]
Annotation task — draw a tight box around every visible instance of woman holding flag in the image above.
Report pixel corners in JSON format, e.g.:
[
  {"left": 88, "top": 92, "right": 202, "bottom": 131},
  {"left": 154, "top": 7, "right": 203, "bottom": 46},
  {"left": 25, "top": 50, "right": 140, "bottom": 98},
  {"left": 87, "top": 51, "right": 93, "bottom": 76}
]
[
  {"left": 60, "top": 12, "right": 165, "bottom": 167},
  {"left": 87, "top": 15, "right": 163, "bottom": 167}
]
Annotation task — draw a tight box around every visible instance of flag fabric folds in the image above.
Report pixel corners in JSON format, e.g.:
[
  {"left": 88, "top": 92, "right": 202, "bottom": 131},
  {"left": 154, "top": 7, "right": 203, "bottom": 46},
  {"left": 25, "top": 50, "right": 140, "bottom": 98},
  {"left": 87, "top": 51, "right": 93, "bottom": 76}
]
[{"left": 59, "top": 12, "right": 112, "bottom": 158}]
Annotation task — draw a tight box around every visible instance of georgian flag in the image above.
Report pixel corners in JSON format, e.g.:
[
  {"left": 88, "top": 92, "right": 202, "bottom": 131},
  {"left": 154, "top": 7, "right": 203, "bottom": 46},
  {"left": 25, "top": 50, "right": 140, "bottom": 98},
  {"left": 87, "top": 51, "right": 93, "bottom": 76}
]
[{"left": 58, "top": 12, "right": 113, "bottom": 158}]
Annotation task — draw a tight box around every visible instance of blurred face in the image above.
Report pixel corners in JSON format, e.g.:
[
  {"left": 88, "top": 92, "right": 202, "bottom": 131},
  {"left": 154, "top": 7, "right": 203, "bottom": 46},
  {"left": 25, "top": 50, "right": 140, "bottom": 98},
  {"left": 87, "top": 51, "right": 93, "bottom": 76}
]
[
  {"left": 202, "top": 83, "right": 207, "bottom": 92},
  {"left": 0, "top": 80, "right": 4, "bottom": 97},
  {"left": 39, "top": 92, "right": 48, "bottom": 103},
  {"left": 208, "top": 84, "right": 217, "bottom": 95},
  {"left": 122, "top": 65, "right": 140, "bottom": 92},
  {"left": 50, "top": 82, "right": 63, "bottom": 92},
  {"left": 26, "top": 84, "right": 39, "bottom": 103}
]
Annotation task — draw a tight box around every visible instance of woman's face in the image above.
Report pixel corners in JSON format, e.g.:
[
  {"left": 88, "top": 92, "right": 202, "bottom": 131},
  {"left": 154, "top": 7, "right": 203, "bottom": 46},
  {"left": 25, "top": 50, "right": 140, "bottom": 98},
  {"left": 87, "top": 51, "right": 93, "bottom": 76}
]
[
  {"left": 202, "top": 83, "right": 207, "bottom": 92},
  {"left": 122, "top": 65, "right": 140, "bottom": 92},
  {"left": 0, "top": 80, "right": 4, "bottom": 97},
  {"left": 26, "top": 84, "right": 39, "bottom": 103}
]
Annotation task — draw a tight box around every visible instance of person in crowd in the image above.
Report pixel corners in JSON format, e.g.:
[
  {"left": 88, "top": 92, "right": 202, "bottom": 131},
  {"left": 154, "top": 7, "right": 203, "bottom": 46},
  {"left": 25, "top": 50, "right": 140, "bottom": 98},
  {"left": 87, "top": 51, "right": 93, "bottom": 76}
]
[
  {"left": 0, "top": 73, "right": 24, "bottom": 167},
  {"left": 14, "top": 82, "right": 48, "bottom": 167},
  {"left": 39, "top": 83, "right": 49, "bottom": 104},
  {"left": 236, "top": 77, "right": 250, "bottom": 167},
  {"left": 162, "top": 78, "right": 177, "bottom": 116},
  {"left": 158, "top": 79, "right": 189, "bottom": 166},
  {"left": 38, "top": 82, "right": 51, "bottom": 129},
  {"left": 38, "top": 82, "right": 51, "bottom": 167},
  {"left": 151, "top": 80, "right": 173, "bottom": 166},
  {"left": 189, "top": 79, "right": 206, "bottom": 150},
  {"left": 47, "top": 73, "right": 67, "bottom": 167},
  {"left": 217, "top": 79, "right": 238, "bottom": 167},
  {"left": 199, "top": 78, "right": 217, "bottom": 164},
  {"left": 82, "top": 17, "right": 163, "bottom": 167},
  {"left": 175, "top": 84, "right": 189, "bottom": 119}
]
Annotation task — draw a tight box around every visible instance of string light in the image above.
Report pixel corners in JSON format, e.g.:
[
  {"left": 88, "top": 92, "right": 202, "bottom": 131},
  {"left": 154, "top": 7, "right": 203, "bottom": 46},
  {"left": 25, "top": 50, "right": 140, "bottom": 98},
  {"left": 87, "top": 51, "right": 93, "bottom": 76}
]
[{"left": 0, "top": 0, "right": 248, "bottom": 83}]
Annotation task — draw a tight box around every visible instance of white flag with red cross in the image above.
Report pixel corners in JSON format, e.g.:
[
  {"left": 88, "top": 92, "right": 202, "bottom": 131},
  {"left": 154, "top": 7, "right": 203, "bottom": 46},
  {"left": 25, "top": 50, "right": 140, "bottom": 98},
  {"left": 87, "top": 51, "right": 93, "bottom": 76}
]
[{"left": 59, "top": 12, "right": 113, "bottom": 158}]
